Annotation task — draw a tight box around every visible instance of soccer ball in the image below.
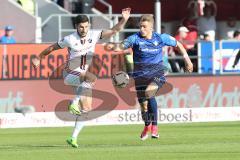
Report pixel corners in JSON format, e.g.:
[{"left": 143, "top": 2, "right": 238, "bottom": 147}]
[{"left": 112, "top": 71, "right": 130, "bottom": 88}]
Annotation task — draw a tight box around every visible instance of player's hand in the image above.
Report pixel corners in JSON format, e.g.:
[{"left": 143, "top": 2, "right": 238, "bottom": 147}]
[
  {"left": 32, "top": 57, "right": 40, "bottom": 68},
  {"left": 103, "top": 42, "right": 115, "bottom": 51},
  {"left": 122, "top": 8, "right": 131, "bottom": 20},
  {"left": 184, "top": 61, "right": 193, "bottom": 73}
]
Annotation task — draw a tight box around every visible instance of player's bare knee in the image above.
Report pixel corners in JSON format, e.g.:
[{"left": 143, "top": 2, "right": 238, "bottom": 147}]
[
  {"left": 85, "top": 72, "right": 97, "bottom": 83},
  {"left": 145, "top": 83, "right": 158, "bottom": 98},
  {"left": 140, "top": 101, "right": 148, "bottom": 112},
  {"left": 145, "top": 91, "right": 153, "bottom": 99},
  {"left": 145, "top": 89, "right": 157, "bottom": 99}
]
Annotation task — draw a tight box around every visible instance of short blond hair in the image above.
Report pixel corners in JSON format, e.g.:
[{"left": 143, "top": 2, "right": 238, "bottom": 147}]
[{"left": 140, "top": 14, "right": 154, "bottom": 24}]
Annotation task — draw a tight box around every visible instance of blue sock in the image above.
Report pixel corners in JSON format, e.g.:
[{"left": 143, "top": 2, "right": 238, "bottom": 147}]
[
  {"left": 148, "top": 97, "right": 158, "bottom": 126},
  {"left": 138, "top": 97, "right": 151, "bottom": 126},
  {"left": 141, "top": 111, "right": 151, "bottom": 126}
]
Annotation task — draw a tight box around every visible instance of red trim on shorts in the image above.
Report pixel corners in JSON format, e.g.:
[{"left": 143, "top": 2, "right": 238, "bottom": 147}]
[{"left": 65, "top": 68, "right": 81, "bottom": 76}]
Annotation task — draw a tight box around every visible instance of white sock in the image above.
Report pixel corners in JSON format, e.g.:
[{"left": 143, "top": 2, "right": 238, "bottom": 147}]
[
  {"left": 71, "top": 96, "right": 81, "bottom": 106},
  {"left": 71, "top": 86, "right": 83, "bottom": 106},
  {"left": 72, "top": 116, "right": 85, "bottom": 139}
]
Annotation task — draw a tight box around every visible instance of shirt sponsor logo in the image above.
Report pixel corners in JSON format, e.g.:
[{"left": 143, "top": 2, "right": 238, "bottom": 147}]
[{"left": 153, "top": 41, "right": 159, "bottom": 46}]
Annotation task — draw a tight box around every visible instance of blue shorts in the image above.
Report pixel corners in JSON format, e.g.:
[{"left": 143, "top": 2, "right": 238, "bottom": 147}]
[
  {"left": 134, "top": 73, "right": 166, "bottom": 103},
  {"left": 129, "top": 63, "right": 168, "bottom": 103}
]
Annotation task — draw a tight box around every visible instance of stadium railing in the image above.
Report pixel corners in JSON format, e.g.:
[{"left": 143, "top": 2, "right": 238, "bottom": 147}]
[{"left": 41, "top": 14, "right": 142, "bottom": 42}]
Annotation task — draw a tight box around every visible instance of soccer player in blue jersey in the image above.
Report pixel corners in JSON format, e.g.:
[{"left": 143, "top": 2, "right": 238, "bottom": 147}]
[{"left": 107, "top": 14, "right": 193, "bottom": 140}]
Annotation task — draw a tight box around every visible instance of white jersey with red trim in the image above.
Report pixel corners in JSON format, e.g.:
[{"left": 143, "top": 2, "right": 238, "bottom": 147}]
[{"left": 58, "top": 30, "right": 102, "bottom": 74}]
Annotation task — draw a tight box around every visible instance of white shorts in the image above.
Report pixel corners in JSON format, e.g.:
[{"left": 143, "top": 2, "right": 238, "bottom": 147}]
[
  {"left": 63, "top": 68, "right": 92, "bottom": 88},
  {"left": 63, "top": 71, "right": 81, "bottom": 86}
]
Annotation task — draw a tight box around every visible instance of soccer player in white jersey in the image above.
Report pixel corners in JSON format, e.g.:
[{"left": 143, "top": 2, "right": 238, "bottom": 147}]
[{"left": 32, "top": 8, "right": 131, "bottom": 148}]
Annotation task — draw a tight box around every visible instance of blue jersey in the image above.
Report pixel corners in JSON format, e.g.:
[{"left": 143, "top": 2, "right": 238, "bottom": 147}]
[
  {"left": 0, "top": 36, "right": 16, "bottom": 44},
  {"left": 122, "top": 32, "right": 177, "bottom": 78}
]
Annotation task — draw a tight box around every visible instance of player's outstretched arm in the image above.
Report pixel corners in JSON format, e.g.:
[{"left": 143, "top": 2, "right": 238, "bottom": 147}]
[
  {"left": 176, "top": 41, "right": 193, "bottom": 73},
  {"left": 101, "top": 8, "right": 131, "bottom": 39},
  {"left": 104, "top": 42, "right": 126, "bottom": 52},
  {"left": 32, "top": 43, "right": 61, "bottom": 68}
]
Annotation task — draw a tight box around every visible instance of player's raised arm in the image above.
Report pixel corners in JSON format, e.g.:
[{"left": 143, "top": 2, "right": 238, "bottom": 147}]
[
  {"left": 101, "top": 8, "right": 131, "bottom": 39},
  {"left": 32, "top": 43, "right": 61, "bottom": 68},
  {"left": 176, "top": 41, "right": 193, "bottom": 72},
  {"left": 104, "top": 33, "right": 136, "bottom": 52}
]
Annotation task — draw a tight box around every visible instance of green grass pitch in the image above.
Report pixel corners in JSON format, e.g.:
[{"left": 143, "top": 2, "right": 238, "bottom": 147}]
[{"left": 0, "top": 122, "right": 240, "bottom": 160}]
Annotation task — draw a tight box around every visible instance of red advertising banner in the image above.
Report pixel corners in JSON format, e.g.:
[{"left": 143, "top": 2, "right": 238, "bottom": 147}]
[
  {"left": 0, "top": 75, "right": 239, "bottom": 113},
  {"left": 0, "top": 44, "right": 239, "bottom": 114},
  {"left": 0, "top": 45, "right": 3, "bottom": 79},
  {"left": 162, "top": 76, "right": 240, "bottom": 108},
  {"left": 0, "top": 44, "right": 67, "bottom": 79},
  {"left": 0, "top": 44, "right": 126, "bottom": 80}
]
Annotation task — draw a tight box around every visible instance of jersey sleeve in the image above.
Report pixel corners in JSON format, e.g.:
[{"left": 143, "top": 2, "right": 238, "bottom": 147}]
[
  {"left": 160, "top": 33, "right": 177, "bottom": 47},
  {"left": 92, "top": 30, "right": 103, "bottom": 42},
  {"left": 122, "top": 34, "right": 137, "bottom": 49},
  {"left": 57, "top": 36, "right": 70, "bottom": 48}
]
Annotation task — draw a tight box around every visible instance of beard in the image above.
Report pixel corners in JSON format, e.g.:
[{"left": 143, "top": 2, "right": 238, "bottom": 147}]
[{"left": 77, "top": 31, "right": 87, "bottom": 38}]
